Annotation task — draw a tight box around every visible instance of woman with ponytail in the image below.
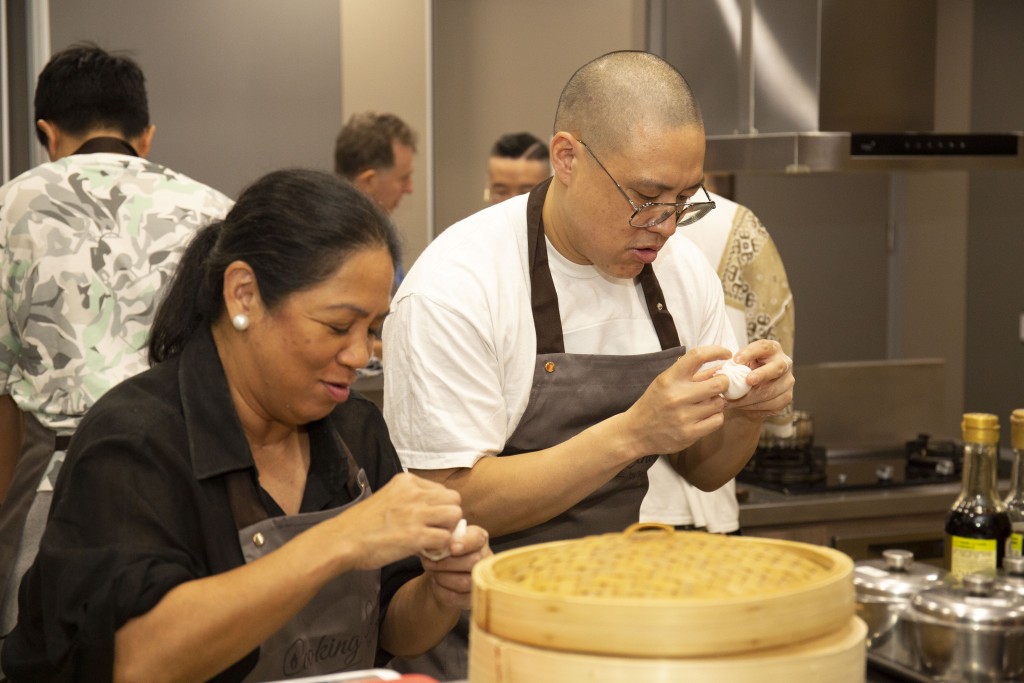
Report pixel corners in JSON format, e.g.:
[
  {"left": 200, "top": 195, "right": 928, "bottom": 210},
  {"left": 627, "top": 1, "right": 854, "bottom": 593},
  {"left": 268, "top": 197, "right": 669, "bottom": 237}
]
[{"left": 3, "top": 169, "right": 489, "bottom": 683}]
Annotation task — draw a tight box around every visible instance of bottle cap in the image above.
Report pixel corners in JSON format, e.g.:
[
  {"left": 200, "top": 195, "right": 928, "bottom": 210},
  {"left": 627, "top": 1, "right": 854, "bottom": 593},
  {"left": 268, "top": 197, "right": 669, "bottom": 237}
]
[
  {"left": 1012, "top": 409, "right": 1024, "bottom": 450},
  {"left": 961, "top": 412, "right": 999, "bottom": 445}
]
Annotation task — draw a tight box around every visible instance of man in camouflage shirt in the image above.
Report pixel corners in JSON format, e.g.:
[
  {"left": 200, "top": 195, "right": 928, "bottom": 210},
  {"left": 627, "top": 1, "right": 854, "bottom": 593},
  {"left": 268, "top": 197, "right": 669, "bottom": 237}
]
[{"left": 0, "top": 44, "right": 231, "bottom": 654}]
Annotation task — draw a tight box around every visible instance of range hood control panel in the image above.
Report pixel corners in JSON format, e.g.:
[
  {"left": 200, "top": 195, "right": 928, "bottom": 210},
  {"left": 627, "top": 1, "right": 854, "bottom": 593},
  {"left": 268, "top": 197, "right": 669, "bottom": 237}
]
[{"left": 851, "top": 133, "right": 1020, "bottom": 157}]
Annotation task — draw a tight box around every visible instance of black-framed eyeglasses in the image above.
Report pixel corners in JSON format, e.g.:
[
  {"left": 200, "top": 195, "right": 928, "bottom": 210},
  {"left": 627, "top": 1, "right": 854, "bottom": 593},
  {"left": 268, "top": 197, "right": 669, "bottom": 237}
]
[{"left": 577, "top": 138, "right": 715, "bottom": 228}]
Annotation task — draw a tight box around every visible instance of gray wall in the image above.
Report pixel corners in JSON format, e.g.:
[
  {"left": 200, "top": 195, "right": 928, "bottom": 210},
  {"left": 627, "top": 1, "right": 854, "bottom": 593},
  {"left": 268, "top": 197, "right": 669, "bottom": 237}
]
[
  {"left": 3, "top": 1, "right": 34, "bottom": 179},
  {"left": 340, "top": 0, "right": 432, "bottom": 275},
  {"left": 965, "top": 1, "right": 1024, "bottom": 430},
  {"left": 432, "top": 0, "right": 645, "bottom": 232},
  {"left": 49, "top": 0, "right": 342, "bottom": 199},
  {"left": 728, "top": 173, "right": 892, "bottom": 364}
]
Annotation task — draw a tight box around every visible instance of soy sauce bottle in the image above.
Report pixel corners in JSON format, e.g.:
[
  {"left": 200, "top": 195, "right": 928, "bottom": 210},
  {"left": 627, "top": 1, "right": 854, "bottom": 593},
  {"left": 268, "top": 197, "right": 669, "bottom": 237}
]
[
  {"left": 944, "top": 413, "right": 1011, "bottom": 579},
  {"left": 1004, "top": 409, "right": 1024, "bottom": 557}
]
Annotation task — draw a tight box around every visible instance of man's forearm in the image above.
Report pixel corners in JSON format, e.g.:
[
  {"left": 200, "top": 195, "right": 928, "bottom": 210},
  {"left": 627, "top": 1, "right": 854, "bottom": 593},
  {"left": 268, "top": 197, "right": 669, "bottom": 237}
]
[
  {"left": 412, "top": 413, "right": 642, "bottom": 538},
  {"left": 670, "top": 410, "right": 762, "bottom": 491},
  {"left": 380, "top": 574, "right": 460, "bottom": 658},
  {"left": 0, "top": 394, "right": 25, "bottom": 501}
]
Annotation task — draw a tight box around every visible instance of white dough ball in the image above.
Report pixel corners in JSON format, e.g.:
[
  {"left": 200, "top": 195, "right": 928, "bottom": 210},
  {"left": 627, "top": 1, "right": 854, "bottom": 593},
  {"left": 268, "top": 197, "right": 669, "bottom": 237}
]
[
  {"left": 421, "top": 518, "right": 468, "bottom": 561},
  {"left": 715, "top": 359, "right": 752, "bottom": 400}
]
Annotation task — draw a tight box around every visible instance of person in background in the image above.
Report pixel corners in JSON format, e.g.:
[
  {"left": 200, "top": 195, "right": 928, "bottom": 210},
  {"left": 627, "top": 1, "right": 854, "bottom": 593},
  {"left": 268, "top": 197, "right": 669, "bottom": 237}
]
[
  {"left": 0, "top": 43, "right": 232, "bottom": 663},
  {"left": 334, "top": 111, "right": 417, "bottom": 217},
  {"left": 333, "top": 111, "right": 417, "bottom": 374},
  {"left": 1, "top": 169, "right": 490, "bottom": 682},
  {"left": 483, "top": 131, "right": 550, "bottom": 205},
  {"left": 383, "top": 50, "right": 794, "bottom": 679},
  {"left": 641, "top": 180, "right": 795, "bottom": 534}
]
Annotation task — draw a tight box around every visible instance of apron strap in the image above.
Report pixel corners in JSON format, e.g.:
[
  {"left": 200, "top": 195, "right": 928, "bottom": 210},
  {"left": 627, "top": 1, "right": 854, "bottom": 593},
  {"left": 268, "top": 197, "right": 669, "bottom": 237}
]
[
  {"left": 526, "top": 178, "right": 565, "bottom": 355},
  {"left": 525, "top": 177, "right": 682, "bottom": 354},
  {"left": 225, "top": 430, "right": 366, "bottom": 531},
  {"left": 225, "top": 469, "right": 268, "bottom": 531},
  {"left": 637, "top": 264, "right": 682, "bottom": 349},
  {"left": 71, "top": 136, "right": 139, "bottom": 156},
  {"left": 332, "top": 431, "right": 367, "bottom": 500}
]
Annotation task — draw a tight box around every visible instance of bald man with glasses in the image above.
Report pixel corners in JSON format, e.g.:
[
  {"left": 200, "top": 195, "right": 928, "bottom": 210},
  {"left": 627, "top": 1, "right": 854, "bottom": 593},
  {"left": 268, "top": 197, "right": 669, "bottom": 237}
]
[{"left": 383, "top": 50, "right": 794, "bottom": 680}]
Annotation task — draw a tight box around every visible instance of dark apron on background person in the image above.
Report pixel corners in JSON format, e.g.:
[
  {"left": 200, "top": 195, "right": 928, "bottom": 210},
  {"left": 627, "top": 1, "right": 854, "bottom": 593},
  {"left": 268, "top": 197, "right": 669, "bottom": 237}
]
[
  {"left": 0, "top": 136, "right": 142, "bottom": 671},
  {"left": 226, "top": 442, "right": 380, "bottom": 682},
  {"left": 0, "top": 415, "right": 70, "bottom": 660},
  {"left": 393, "top": 177, "right": 687, "bottom": 681}
]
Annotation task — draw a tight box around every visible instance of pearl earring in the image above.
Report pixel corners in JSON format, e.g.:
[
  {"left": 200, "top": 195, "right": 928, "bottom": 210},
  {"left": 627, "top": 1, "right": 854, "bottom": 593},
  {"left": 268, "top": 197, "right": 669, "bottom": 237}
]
[{"left": 231, "top": 313, "right": 250, "bottom": 331}]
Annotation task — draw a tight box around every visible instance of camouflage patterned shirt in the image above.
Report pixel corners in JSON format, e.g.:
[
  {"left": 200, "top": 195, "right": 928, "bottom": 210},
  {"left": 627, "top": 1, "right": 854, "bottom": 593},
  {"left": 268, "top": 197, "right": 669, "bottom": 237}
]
[{"left": 0, "top": 152, "right": 232, "bottom": 433}]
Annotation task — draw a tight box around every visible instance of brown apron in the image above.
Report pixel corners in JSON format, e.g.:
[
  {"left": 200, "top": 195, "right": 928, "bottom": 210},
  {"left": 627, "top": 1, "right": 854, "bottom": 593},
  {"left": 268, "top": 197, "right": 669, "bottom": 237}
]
[
  {"left": 227, "top": 441, "right": 380, "bottom": 682},
  {"left": 393, "top": 178, "right": 686, "bottom": 680}
]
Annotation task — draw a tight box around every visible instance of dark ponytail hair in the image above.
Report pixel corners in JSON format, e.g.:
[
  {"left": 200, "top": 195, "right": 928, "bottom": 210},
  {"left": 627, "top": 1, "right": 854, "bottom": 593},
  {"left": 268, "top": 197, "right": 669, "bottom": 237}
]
[{"left": 149, "top": 168, "right": 400, "bottom": 364}]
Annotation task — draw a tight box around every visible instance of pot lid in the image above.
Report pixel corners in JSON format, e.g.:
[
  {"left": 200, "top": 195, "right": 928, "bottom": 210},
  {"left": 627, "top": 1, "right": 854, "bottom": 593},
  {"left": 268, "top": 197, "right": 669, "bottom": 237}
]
[
  {"left": 854, "top": 549, "right": 945, "bottom": 600},
  {"left": 909, "top": 574, "right": 1024, "bottom": 627}
]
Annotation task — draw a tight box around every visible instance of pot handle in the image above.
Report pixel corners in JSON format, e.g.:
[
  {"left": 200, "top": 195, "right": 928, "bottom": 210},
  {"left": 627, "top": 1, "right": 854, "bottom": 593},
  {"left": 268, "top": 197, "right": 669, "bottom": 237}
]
[{"left": 623, "top": 522, "right": 675, "bottom": 538}]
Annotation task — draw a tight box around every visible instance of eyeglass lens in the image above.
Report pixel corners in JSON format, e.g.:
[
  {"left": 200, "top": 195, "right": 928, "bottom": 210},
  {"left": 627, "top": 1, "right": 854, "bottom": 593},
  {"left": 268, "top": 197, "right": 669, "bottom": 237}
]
[{"left": 631, "top": 202, "right": 712, "bottom": 228}]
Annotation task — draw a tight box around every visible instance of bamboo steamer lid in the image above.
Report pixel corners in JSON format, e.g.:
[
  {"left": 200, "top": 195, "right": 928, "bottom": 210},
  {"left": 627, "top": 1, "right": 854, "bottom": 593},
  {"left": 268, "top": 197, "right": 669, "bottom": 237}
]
[
  {"left": 469, "top": 617, "right": 867, "bottom": 683},
  {"left": 472, "top": 524, "right": 855, "bottom": 658}
]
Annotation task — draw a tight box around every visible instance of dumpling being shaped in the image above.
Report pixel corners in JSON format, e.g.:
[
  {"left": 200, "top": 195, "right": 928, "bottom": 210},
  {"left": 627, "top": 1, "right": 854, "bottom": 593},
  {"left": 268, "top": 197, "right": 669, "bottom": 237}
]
[{"left": 715, "top": 359, "right": 752, "bottom": 400}]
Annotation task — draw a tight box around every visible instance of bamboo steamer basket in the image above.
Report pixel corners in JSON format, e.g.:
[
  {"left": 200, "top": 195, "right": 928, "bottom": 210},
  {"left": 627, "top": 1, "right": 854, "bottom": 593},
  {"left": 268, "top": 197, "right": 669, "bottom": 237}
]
[
  {"left": 471, "top": 524, "right": 855, "bottom": 658},
  {"left": 469, "top": 617, "right": 867, "bottom": 683}
]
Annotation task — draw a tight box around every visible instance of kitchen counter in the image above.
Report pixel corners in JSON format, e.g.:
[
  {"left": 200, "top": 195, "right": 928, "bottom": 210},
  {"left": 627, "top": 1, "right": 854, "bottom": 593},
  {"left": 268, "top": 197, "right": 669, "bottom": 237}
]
[
  {"left": 738, "top": 480, "right": 961, "bottom": 528},
  {"left": 736, "top": 449, "right": 1015, "bottom": 563},
  {"left": 739, "top": 450, "right": 1014, "bottom": 530},
  {"left": 737, "top": 480, "right": 960, "bottom": 563}
]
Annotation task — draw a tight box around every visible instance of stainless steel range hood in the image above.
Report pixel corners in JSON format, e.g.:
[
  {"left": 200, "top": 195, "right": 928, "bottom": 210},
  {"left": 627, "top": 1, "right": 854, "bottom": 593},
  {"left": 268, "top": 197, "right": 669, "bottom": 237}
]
[
  {"left": 706, "top": 131, "right": 1024, "bottom": 174},
  {"left": 656, "top": 0, "right": 1024, "bottom": 173}
]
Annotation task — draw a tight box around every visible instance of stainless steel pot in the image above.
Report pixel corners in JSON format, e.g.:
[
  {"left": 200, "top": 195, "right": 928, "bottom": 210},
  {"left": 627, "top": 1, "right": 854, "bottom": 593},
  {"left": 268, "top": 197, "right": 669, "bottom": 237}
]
[
  {"left": 853, "top": 549, "right": 945, "bottom": 668},
  {"left": 907, "top": 573, "right": 1024, "bottom": 682},
  {"left": 996, "top": 555, "right": 1024, "bottom": 597}
]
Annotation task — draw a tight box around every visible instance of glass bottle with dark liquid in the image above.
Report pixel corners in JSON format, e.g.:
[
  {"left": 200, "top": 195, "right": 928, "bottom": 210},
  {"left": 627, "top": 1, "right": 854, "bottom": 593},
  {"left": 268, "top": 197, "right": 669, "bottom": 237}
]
[
  {"left": 944, "top": 413, "right": 1011, "bottom": 579},
  {"left": 1004, "top": 409, "right": 1024, "bottom": 556}
]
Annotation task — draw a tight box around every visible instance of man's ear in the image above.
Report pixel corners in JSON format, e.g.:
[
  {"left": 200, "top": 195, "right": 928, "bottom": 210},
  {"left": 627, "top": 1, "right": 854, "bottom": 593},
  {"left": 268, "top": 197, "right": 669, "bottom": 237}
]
[
  {"left": 36, "top": 120, "right": 61, "bottom": 161},
  {"left": 352, "top": 167, "right": 377, "bottom": 195},
  {"left": 132, "top": 124, "right": 156, "bottom": 157},
  {"left": 550, "top": 132, "right": 578, "bottom": 186}
]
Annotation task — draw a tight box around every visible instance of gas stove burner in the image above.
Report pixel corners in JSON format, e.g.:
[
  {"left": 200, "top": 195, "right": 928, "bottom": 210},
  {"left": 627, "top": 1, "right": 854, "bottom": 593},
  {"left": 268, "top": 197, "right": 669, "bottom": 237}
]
[
  {"left": 739, "top": 435, "right": 1008, "bottom": 496},
  {"left": 905, "top": 433, "right": 963, "bottom": 476},
  {"left": 741, "top": 446, "right": 827, "bottom": 487}
]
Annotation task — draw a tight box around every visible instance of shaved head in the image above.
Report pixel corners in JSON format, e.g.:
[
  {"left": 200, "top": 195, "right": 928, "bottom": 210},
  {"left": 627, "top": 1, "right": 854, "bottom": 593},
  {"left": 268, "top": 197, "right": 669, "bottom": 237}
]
[{"left": 554, "top": 51, "right": 703, "bottom": 154}]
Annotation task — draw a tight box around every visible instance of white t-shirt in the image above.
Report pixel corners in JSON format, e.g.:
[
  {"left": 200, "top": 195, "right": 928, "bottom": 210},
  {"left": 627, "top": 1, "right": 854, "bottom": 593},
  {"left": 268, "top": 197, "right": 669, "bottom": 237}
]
[
  {"left": 641, "top": 193, "right": 746, "bottom": 532},
  {"left": 383, "top": 192, "right": 737, "bottom": 472},
  {"left": 641, "top": 191, "right": 793, "bottom": 532}
]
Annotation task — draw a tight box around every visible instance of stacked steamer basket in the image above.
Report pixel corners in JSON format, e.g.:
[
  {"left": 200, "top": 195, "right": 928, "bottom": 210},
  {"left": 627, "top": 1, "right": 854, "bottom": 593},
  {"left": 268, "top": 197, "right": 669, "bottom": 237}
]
[{"left": 470, "top": 524, "right": 865, "bottom": 683}]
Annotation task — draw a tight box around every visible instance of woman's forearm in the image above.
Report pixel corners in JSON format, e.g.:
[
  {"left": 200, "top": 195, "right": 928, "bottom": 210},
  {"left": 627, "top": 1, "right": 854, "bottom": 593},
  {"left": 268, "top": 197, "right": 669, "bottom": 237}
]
[{"left": 113, "top": 527, "right": 348, "bottom": 683}]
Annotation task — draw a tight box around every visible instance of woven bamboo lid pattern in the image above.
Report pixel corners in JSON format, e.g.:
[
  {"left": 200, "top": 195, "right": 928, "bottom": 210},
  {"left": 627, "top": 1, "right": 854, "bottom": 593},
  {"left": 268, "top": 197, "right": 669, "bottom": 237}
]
[
  {"left": 472, "top": 524, "right": 855, "bottom": 657},
  {"left": 489, "top": 525, "right": 834, "bottom": 599}
]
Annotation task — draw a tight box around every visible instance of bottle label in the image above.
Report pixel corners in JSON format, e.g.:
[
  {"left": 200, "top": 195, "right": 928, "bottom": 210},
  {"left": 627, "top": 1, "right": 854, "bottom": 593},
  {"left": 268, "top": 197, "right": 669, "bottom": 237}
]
[
  {"left": 949, "top": 536, "right": 998, "bottom": 578},
  {"left": 1011, "top": 532, "right": 1023, "bottom": 557}
]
